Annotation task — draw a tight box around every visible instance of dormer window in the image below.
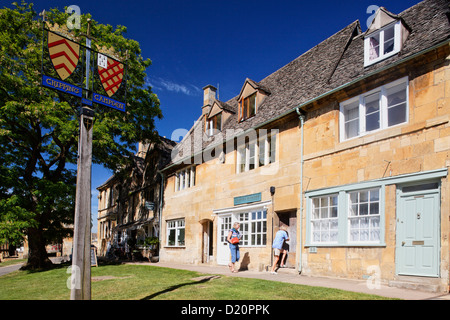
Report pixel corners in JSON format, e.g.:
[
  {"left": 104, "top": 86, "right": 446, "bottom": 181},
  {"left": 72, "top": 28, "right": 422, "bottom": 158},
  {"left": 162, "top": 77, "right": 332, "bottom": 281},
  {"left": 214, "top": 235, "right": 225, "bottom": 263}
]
[
  {"left": 206, "top": 112, "right": 222, "bottom": 136},
  {"left": 239, "top": 92, "right": 256, "bottom": 122},
  {"left": 202, "top": 91, "right": 235, "bottom": 136},
  {"left": 236, "top": 79, "right": 270, "bottom": 123},
  {"left": 365, "top": 21, "right": 401, "bottom": 66},
  {"left": 363, "top": 4, "right": 414, "bottom": 69}
]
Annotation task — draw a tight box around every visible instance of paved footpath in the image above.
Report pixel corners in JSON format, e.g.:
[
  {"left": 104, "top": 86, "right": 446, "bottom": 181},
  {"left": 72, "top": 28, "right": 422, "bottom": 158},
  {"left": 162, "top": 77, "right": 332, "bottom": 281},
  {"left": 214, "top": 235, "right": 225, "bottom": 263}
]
[
  {"left": 0, "top": 263, "right": 22, "bottom": 277},
  {"left": 143, "top": 261, "right": 450, "bottom": 300}
]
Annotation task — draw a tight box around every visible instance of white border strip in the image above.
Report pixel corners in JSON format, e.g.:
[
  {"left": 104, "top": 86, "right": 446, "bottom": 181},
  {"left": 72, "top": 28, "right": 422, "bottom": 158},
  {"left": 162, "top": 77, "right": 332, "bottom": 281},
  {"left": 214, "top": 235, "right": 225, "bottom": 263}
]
[{"left": 213, "top": 200, "right": 272, "bottom": 215}]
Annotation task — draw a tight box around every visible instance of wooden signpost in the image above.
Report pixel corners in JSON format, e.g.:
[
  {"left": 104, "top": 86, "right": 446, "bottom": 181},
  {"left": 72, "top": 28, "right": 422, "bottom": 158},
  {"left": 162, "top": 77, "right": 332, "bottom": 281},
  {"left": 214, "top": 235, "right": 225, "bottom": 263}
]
[
  {"left": 71, "top": 19, "right": 94, "bottom": 301},
  {"left": 71, "top": 106, "right": 94, "bottom": 300},
  {"left": 40, "top": 12, "right": 127, "bottom": 300}
]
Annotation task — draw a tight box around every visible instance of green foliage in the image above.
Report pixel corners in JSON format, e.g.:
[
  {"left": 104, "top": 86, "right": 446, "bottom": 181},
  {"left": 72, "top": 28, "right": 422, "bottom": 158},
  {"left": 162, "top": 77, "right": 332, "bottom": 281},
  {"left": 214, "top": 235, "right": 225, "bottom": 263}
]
[
  {"left": 0, "top": 196, "right": 36, "bottom": 246},
  {"left": 144, "top": 237, "right": 160, "bottom": 246},
  {"left": 0, "top": 1, "right": 162, "bottom": 264}
]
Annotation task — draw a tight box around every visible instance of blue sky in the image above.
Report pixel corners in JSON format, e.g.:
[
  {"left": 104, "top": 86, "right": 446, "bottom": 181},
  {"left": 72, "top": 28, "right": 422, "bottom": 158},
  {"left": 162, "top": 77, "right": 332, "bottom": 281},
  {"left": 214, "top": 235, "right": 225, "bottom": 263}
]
[{"left": 6, "top": 0, "right": 421, "bottom": 231}]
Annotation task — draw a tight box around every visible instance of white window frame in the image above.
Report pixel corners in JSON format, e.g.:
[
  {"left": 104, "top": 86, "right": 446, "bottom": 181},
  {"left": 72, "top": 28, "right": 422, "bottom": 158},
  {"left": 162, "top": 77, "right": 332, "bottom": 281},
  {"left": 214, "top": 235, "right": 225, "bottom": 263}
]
[
  {"left": 339, "top": 77, "right": 409, "bottom": 142},
  {"left": 306, "top": 170, "right": 448, "bottom": 248},
  {"left": 174, "top": 166, "right": 196, "bottom": 192},
  {"left": 206, "top": 113, "right": 222, "bottom": 137},
  {"left": 214, "top": 201, "right": 270, "bottom": 248},
  {"left": 364, "top": 21, "right": 402, "bottom": 67},
  {"left": 306, "top": 184, "right": 386, "bottom": 247},
  {"left": 236, "top": 130, "right": 277, "bottom": 174},
  {"left": 310, "top": 194, "right": 339, "bottom": 244},
  {"left": 348, "top": 188, "right": 381, "bottom": 244},
  {"left": 166, "top": 218, "right": 185, "bottom": 247},
  {"left": 238, "top": 210, "right": 267, "bottom": 247}
]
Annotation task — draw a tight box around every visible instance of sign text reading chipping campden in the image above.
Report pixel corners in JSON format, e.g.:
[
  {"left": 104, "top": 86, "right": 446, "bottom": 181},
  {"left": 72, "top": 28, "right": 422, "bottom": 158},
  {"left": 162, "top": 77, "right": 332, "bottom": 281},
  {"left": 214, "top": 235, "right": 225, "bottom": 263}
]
[
  {"left": 42, "top": 75, "right": 82, "bottom": 97},
  {"left": 93, "top": 93, "right": 126, "bottom": 112}
]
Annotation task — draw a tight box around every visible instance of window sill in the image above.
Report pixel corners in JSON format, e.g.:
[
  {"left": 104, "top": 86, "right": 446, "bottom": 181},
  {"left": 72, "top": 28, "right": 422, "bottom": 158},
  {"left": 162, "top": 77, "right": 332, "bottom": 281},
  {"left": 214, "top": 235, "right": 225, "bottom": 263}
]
[
  {"left": 305, "top": 243, "right": 386, "bottom": 248},
  {"left": 164, "top": 246, "right": 186, "bottom": 249},
  {"left": 239, "top": 114, "right": 256, "bottom": 123},
  {"left": 340, "top": 119, "right": 408, "bottom": 144},
  {"left": 364, "top": 50, "right": 399, "bottom": 68},
  {"left": 236, "top": 161, "right": 278, "bottom": 175},
  {"left": 174, "top": 185, "right": 198, "bottom": 194}
]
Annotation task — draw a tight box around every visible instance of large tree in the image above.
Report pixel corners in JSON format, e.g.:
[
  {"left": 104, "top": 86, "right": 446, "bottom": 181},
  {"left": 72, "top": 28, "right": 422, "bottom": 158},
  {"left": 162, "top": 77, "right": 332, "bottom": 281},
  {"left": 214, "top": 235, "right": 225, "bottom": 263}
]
[{"left": 0, "top": 2, "right": 162, "bottom": 269}]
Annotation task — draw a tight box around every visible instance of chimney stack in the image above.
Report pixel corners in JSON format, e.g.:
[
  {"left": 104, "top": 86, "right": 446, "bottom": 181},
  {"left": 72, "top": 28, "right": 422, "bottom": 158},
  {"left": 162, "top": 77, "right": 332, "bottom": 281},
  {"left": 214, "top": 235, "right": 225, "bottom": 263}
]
[{"left": 202, "top": 85, "right": 217, "bottom": 116}]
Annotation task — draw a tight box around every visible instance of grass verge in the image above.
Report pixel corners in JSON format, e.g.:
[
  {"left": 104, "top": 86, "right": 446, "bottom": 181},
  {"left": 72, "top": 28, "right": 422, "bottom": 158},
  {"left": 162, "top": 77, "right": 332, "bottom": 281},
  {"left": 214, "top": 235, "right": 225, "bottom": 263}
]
[{"left": 0, "top": 263, "right": 396, "bottom": 300}]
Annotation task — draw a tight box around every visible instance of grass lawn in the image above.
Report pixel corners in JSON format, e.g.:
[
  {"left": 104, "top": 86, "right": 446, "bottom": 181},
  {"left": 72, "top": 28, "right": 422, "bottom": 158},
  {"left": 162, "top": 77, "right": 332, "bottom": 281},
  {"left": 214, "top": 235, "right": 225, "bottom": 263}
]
[{"left": 0, "top": 262, "right": 396, "bottom": 300}]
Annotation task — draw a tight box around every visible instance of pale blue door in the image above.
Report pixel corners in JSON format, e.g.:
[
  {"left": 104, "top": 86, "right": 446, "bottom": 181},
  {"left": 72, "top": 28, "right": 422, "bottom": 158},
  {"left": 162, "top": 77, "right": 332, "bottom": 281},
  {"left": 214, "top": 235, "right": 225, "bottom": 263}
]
[{"left": 396, "top": 185, "right": 440, "bottom": 277}]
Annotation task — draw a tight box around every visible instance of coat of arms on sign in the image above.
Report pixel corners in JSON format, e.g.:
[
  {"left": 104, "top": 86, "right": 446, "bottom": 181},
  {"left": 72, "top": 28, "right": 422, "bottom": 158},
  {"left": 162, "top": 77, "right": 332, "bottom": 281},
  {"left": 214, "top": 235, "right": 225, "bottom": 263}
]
[
  {"left": 97, "top": 53, "right": 108, "bottom": 69},
  {"left": 48, "top": 31, "right": 80, "bottom": 81},
  {"left": 97, "top": 52, "right": 124, "bottom": 97}
]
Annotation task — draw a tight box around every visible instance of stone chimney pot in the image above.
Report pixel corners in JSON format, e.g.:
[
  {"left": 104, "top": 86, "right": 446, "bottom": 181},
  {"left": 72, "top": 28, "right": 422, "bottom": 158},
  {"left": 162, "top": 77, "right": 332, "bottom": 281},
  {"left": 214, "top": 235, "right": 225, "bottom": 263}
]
[{"left": 202, "top": 85, "right": 217, "bottom": 116}]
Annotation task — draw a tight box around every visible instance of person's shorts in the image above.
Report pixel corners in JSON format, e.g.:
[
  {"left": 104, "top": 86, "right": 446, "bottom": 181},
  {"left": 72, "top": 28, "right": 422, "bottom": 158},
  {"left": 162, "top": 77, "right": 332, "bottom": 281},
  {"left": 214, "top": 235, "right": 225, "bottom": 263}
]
[{"left": 274, "top": 248, "right": 285, "bottom": 256}]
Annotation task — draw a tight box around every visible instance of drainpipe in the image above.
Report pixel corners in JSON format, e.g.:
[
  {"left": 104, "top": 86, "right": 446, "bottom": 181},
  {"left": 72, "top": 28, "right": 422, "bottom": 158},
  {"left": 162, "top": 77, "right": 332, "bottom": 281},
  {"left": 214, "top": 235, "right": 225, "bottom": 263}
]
[
  {"left": 296, "top": 107, "right": 305, "bottom": 274},
  {"left": 157, "top": 171, "right": 165, "bottom": 248},
  {"left": 270, "top": 186, "right": 275, "bottom": 270}
]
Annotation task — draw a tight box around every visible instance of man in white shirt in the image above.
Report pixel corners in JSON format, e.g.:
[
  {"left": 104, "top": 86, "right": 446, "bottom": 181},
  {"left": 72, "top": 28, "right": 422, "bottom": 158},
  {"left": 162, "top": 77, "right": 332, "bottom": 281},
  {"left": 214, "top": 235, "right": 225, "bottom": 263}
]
[{"left": 271, "top": 225, "right": 289, "bottom": 274}]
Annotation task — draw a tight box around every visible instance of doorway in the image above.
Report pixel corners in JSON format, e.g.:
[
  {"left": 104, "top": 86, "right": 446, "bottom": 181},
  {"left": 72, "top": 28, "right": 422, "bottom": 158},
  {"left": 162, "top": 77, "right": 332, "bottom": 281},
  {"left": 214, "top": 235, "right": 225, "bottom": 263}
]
[
  {"left": 217, "top": 214, "right": 232, "bottom": 265},
  {"left": 201, "top": 219, "right": 214, "bottom": 263},
  {"left": 276, "top": 211, "right": 297, "bottom": 268},
  {"left": 396, "top": 182, "right": 440, "bottom": 277}
]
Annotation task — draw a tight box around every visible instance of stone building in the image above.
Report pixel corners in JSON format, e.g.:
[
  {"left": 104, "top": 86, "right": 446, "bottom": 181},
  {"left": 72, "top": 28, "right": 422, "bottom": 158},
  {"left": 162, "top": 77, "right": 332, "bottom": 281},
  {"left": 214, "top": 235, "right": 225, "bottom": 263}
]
[
  {"left": 158, "top": 0, "right": 450, "bottom": 292},
  {"left": 97, "top": 137, "right": 175, "bottom": 258}
]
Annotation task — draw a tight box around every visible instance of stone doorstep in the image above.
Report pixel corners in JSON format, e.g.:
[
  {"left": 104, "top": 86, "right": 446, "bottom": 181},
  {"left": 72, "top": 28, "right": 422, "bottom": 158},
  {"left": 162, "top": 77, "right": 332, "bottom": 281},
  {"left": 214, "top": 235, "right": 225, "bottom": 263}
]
[
  {"left": 389, "top": 275, "right": 445, "bottom": 293},
  {"left": 261, "top": 265, "right": 298, "bottom": 274}
]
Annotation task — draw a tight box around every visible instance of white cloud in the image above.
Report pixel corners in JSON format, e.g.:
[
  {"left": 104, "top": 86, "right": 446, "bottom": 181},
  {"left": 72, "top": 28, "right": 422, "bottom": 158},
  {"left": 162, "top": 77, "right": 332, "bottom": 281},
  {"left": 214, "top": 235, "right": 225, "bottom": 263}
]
[{"left": 146, "top": 76, "right": 201, "bottom": 96}]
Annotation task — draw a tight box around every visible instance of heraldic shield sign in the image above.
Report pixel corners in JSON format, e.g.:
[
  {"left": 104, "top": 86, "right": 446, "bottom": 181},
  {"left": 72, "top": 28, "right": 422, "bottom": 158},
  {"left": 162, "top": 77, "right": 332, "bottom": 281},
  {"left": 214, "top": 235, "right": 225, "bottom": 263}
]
[
  {"left": 48, "top": 31, "right": 80, "bottom": 81},
  {"left": 41, "top": 22, "right": 127, "bottom": 112},
  {"left": 98, "top": 55, "right": 124, "bottom": 97}
]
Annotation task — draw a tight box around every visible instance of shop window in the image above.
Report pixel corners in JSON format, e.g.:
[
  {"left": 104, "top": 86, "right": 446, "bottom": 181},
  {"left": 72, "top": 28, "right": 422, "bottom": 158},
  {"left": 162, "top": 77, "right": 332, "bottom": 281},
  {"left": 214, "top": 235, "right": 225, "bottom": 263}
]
[{"left": 238, "top": 210, "right": 267, "bottom": 246}]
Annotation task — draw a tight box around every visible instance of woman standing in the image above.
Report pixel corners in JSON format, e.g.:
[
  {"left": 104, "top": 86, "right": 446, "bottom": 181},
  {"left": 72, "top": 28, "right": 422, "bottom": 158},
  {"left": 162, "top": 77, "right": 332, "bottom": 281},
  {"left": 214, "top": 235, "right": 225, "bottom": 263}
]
[{"left": 227, "top": 222, "right": 241, "bottom": 273}]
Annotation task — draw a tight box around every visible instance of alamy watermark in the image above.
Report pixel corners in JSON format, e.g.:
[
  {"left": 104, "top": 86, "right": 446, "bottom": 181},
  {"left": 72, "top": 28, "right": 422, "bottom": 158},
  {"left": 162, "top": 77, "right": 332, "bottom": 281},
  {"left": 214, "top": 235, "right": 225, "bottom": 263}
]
[
  {"left": 66, "top": 5, "right": 81, "bottom": 30},
  {"left": 366, "top": 265, "right": 382, "bottom": 290},
  {"left": 66, "top": 265, "right": 81, "bottom": 290},
  {"left": 366, "top": 5, "right": 380, "bottom": 29},
  {"left": 170, "top": 123, "right": 280, "bottom": 176}
]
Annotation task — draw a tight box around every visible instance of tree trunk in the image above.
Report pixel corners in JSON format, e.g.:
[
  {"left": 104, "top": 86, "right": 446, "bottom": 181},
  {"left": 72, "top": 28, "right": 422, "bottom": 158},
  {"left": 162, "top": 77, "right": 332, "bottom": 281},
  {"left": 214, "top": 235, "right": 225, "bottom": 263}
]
[{"left": 22, "top": 227, "right": 53, "bottom": 270}]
